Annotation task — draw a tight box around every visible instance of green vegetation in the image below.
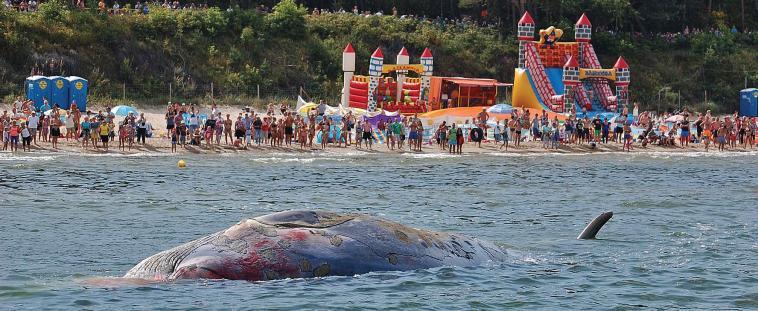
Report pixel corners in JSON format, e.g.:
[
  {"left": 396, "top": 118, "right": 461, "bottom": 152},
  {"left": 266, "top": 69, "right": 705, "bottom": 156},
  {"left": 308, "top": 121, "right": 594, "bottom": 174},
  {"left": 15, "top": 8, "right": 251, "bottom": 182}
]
[{"left": 0, "top": 0, "right": 756, "bottom": 112}]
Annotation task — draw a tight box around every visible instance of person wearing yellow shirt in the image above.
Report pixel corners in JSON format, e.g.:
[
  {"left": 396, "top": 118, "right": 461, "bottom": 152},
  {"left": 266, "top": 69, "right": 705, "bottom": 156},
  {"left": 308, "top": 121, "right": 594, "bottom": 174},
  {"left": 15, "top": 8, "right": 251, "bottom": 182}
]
[{"left": 98, "top": 121, "right": 110, "bottom": 151}]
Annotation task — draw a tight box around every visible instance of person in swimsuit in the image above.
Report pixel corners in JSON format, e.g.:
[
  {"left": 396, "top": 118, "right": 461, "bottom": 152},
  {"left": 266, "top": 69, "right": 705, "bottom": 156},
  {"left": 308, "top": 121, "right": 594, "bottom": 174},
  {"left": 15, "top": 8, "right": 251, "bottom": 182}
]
[
  {"left": 308, "top": 114, "right": 316, "bottom": 148},
  {"left": 623, "top": 121, "right": 632, "bottom": 152},
  {"left": 319, "top": 119, "right": 328, "bottom": 149},
  {"left": 680, "top": 118, "right": 691, "bottom": 147},
  {"left": 456, "top": 126, "right": 464, "bottom": 154},
  {"left": 8, "top": 121, "right": 20, "bottom": 152},
  {"left": 118, "top": 121, "right": 128, "bottom": 151},
  {"left": 284, "top": 112, "right": 294, "bottom": 146},
  {"left": 361, "top": 121, "right": 372, "bottom": 150},
  {"left": 80, "top": 117, "right": 90, "bottom": 148},
  {"left": 50, "top": 117, "right": 61, "bottom": 149},
  {"left": 438, "top": 122, "right": 447, "bottom": 150},
  {"left": 223, "top": 114, "right": 233, "bottom": 145},
  {"left": 355, "top": 120, "right": 363, "bottom": 149},
  {"left": 513, "top": 117, "right": 522, "bottom": 147}
]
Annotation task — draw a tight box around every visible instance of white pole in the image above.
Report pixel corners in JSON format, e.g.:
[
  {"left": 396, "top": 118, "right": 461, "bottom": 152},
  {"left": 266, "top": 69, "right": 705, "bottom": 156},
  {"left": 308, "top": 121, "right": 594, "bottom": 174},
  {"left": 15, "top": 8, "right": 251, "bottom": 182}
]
[
  {"left": 169, "top": 82, "right": 172, "bottom": 102},
  {"left": 211, "top": 82, "right": 214, "bottom": 101},
  {"left": 257, "top": 84, "right": 260, "bottom": 100},
  {"left": 123, "top": 83, "right": 126, "bottom": 100}
]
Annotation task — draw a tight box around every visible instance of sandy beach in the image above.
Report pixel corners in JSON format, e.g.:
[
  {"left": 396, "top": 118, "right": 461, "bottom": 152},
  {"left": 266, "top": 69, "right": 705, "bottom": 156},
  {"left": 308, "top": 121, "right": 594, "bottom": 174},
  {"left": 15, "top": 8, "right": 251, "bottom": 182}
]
[{"left": 3, "top": 104, "right": 756, "bottom": 157}]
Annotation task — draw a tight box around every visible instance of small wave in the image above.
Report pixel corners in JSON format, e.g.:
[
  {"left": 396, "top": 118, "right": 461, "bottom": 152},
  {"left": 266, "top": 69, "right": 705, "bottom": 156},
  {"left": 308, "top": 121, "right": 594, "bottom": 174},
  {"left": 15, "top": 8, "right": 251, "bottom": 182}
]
[
  {"left": 249, "top": 157, "right": 347, "bottom": 164},
  {"left": 401, "top": 153, "right": 465, "bottom": 159},
  {"left": 0, "top": 153, "right": 58, "bottom": 162},
  {"left": 644, "top": 150, "right": 758, "bottom": 159},
  {"left": 73, "top": 152, "right": 173, "bottom": 158}
]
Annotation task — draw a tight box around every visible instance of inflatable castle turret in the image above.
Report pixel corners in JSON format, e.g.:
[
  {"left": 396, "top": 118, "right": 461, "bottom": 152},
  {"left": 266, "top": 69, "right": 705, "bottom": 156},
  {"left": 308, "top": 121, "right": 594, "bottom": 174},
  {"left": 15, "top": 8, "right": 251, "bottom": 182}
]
[
  {"left": 341, "top": 43, "right": 356, "bottom": 108},
  {"left": 511, "top": 11, "right": 631, "bottom": 114},
  {"left": 575, "top": 13, "right": 591, "bottom": 67},
  {"left": 395, "top": 47, "right": 410, "bottom": 104},
  {"left": 614, "top": 56, "right": 630, "bottom": 109},
  {"left": 367, "top": 48, "right": 384, "bottom": 112},
  {"left": 517, "top": 12, "right": 535, "bottom": 69},
  {"left": 420, "top": 48, "right": 433, "bottom": 100},
  {"left": 562, "top": 56, "right": 580, "bottom": 115}
]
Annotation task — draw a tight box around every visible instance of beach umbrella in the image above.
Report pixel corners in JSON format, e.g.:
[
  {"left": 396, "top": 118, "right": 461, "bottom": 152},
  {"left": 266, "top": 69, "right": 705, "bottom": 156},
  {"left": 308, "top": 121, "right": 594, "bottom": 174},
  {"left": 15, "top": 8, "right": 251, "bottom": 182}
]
[
  {"left": 111, "top": 105, "right": 138, "bottom": 117},
  {"left": 665, "top": 115, "right": 684, "bottom": 123},
  {"left": 487, "top": 104, "right": 513, "bottom": 114}
]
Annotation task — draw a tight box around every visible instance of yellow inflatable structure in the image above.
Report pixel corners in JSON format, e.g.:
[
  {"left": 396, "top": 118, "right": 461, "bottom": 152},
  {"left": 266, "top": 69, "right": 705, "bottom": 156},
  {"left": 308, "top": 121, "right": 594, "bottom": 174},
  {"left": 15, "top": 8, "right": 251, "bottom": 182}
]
[{"left": 512, "top": 69, "right": 545, "bottom": 111}]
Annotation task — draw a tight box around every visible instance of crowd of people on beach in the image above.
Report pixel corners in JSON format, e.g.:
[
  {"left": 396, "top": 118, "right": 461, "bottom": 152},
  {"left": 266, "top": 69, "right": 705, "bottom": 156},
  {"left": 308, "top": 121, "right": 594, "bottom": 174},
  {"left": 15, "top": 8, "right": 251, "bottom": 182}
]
[{"left": 1, "top": 96, "right": 757, "bottom": 154}]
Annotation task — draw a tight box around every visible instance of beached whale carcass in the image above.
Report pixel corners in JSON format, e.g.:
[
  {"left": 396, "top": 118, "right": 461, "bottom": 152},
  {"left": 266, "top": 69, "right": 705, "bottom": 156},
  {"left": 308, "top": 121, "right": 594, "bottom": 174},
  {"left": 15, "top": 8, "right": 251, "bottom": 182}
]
[{"left": 125, "top": 210, "right": 612, "bottom": 281}]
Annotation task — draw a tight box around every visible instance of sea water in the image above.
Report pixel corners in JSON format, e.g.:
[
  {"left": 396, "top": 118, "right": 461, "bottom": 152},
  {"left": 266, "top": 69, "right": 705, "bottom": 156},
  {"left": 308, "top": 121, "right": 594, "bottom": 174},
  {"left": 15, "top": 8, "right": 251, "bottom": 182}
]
[{"left": 0, "top": 151, "right": 756, "bottom": 310}]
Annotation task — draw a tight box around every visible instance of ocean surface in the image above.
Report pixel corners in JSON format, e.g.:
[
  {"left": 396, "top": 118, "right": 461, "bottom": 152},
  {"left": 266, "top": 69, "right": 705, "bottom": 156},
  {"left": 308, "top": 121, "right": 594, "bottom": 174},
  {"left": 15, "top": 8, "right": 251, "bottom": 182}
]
[{"left": 1, "top": 150, "right": 756, "bottom": 310}]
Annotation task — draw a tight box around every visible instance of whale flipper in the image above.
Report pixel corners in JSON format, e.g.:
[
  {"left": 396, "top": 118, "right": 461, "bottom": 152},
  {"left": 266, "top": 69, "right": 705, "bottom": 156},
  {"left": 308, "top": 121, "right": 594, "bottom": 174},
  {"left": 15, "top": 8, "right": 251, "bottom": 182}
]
[{"left": 577, "top": 212, "right": 613, "bottom": 240}]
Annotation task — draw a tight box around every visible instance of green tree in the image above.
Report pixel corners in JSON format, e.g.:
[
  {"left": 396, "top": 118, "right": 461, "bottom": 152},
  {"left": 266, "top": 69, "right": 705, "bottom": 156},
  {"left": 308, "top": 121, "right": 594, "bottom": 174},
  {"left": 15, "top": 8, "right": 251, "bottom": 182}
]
[{"left": 265, "top": 0, "right": 307, "bottom": 39}]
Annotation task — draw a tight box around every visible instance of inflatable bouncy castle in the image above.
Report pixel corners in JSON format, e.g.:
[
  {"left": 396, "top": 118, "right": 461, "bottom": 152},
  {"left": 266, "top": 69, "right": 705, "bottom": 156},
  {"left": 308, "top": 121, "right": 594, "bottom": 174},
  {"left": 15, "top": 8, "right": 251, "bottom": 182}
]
[
  {"left": 341, "top": 44, "right": 433, "bottom": 114},
  {"left": 512, "top": 12, "right": 630, "bottom": 115}
]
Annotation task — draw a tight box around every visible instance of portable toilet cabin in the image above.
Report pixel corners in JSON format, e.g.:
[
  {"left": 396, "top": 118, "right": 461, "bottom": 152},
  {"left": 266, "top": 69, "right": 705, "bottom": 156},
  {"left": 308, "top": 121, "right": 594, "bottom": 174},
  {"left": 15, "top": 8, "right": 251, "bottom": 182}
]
[
  {"left": 66, "top": 76, "right": 88, "bottom": 112},
  {"left": 25, "top": 76, "right": 51, "bottom": 110},
  {"left": 740, "top": 88, "right": 758, "bottom": 117},
  {"left": 49, "top": 76, "right": 70, "bottom": 109}
]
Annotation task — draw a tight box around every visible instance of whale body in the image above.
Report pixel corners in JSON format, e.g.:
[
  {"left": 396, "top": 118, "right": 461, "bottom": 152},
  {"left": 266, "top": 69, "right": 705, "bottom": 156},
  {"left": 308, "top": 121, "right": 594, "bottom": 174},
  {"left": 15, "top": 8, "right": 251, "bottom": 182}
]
[{"left": 124, "top": 210, "right": 508, "bottom": 281}]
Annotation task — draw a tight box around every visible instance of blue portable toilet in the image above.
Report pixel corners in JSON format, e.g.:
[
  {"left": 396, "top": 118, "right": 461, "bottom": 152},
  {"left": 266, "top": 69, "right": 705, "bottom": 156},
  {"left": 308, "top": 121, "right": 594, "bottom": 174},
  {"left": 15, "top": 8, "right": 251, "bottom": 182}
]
[
  {"left": 740, "top": 88, "right": 757, "bottom": 117},
  {"left": 49, "top": 76, "right": 70, "bottom": 109},
  {"left": 25, "top": 76, "right": 51, "bottom": 110},
  {"left": 66, "top": 76, "right": 88, "bottom": 112}
]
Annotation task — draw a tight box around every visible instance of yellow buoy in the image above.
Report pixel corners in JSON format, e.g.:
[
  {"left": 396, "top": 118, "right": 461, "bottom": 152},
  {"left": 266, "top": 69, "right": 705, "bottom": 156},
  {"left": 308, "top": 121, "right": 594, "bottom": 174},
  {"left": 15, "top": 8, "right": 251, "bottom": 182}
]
[{"left": 178, "top": 159, "right": 186, "bottom": 168}]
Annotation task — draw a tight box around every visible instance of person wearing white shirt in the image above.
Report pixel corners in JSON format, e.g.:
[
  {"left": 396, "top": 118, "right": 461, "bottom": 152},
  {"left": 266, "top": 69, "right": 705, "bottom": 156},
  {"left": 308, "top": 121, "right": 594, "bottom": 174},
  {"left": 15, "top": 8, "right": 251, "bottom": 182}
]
[{"left": 27, "top": 112, "right": 39, "bottom": 144}]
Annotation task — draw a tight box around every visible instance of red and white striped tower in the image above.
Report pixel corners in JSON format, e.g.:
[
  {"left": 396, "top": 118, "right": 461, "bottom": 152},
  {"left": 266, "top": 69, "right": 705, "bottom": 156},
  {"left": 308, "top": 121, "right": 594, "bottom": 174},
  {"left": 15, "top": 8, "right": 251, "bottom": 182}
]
[
  {"left": 575, "top": 13, "right": 592, "bottom": 68},
  {"left": 562, "top": 56, "right": 581, "bottom": 115},
  {"left": 395, "top": 47, "right": 410, "bottom": 103},
  {"left": 613, "top": 56, "right": 630, "bottom": 113},
  {"left": 341, "top": 43, "right": 356, "bottom": 108},
  {"left": 517, "top": 12, "right": 535, "bottom": 69},
  {"left": 367, "top": 47, "right": 384, "bottom": 112},
  {"left": 420, "top": 48, "right": 433, "bottom": 101}
]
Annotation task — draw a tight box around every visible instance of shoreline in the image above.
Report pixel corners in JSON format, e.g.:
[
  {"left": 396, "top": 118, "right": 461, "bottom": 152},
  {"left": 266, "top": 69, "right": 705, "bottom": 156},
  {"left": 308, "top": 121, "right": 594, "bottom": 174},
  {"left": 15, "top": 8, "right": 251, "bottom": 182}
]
[{"left": 3, "top": 137, "right": 756, "bottom": 157}]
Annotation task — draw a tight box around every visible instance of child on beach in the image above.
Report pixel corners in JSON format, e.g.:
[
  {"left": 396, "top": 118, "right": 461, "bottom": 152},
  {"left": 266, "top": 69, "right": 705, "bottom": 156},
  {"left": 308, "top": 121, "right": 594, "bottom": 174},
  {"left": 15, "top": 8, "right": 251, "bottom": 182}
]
[{"left": 170, "top": 128, "right": 177, "bottom": 153}]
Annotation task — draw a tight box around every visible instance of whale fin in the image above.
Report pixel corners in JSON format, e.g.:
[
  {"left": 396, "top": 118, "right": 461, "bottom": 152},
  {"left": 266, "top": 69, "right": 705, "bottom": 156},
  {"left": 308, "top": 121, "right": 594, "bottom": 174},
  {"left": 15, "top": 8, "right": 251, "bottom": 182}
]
[{"left": 577, "top": 212, "right": 613, "bottom": 240}]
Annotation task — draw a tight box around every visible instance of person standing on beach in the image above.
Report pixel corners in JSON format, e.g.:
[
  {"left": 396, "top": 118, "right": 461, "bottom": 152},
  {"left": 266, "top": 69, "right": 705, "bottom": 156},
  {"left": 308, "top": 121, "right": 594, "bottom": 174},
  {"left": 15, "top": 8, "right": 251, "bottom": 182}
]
[
  {"left": 447, "top": 124, "right": 457, "bottom": 154},
  {"left": 253, "top": 116, "right": 263, "bottom": 145},
  {"left": 50, "top": 116, "right": 61, "bottom": 149},
  {"left": 136, "top": 113, "right": 148, "bottom": 145},
  {"left": 513, "top": 117, "right": 522, "bottom": 147},
  {"left": 500, "top": 119, "right": 510, "bottom": 151},
  {"left": 601, "top": 117, "right": 610, "bottom": 144},
  {"left": 27, "top": 111, "right": 39, "bottom": 145},
  {"left": 438, "top": 122, "right": 447, "bottom": 150},
  {"left": 623, "top": 121, "right": 632, "bottom": 152},
  {"left": 8, "top": 121, "right": 19, "bottom": 152},
  {"left": 80, "top": 117, "right": 90, "bottom": 148},
  {"left": 361, "top": 120, "right": 372, "bottom": 150},
  {"left": 680, "top": 117, "right": 691, "bottom": 147},
  {"left": 592, "top": 115, "right": 602, "bottom": 143},
  {"left": 355, "top": 120, "right": 363, "bottom": 149},
  {"left": 284, "top": 112, "right": 294, "bottom": 147},
  {"left": 223, "top": 114, "right": 233, "bottom": 145},
  {"left": 456, "top": 125, "right": 464, "bottom": 154},
  {"left": 20, "top": 123, "right": 31, "bottom": 152},
  {"left": 320, "top": 119, "right": 329, "bottom": 150},
  {"left": 98, "top": 119, "right": 110, "bottom": 151},
  {"left": 345, "top": 111, "right": 355, "bottom": 146},
  {"left": 308, "top": 114, "right": 316, "bottom": 148}
]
